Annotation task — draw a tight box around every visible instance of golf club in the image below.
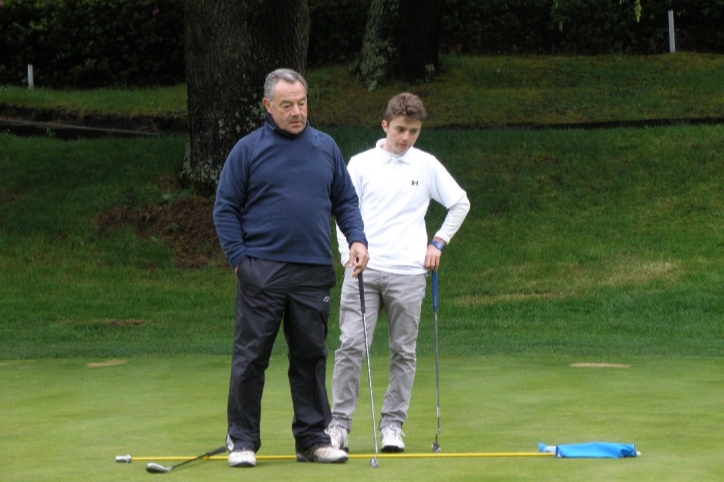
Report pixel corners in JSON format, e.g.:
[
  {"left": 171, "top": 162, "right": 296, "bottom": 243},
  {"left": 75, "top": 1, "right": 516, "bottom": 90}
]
[
  {"left": 431, "top": 271, "right": 442, "bottom": 453},
  {"left": 144, "top": 446, "right": 226, "bottom": 474},
  {"left": 358, "top": 272, "right": 380, "bottom": 468}
]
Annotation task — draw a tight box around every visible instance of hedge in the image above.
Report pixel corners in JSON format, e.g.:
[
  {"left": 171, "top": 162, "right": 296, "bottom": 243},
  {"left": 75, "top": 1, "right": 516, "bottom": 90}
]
[
  {"left": 0, "top": 0, "right": 184, "bottom": 88},
  {"left": 1, "top": 0, "right": 722, "bottom": 88}
]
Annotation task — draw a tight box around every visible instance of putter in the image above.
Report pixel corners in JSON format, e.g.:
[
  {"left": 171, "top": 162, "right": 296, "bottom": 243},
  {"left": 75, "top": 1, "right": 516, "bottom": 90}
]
[
  {"left": 144, "top": 446, "right": 227, "bottom": 474},
  {"left": 431, "top": 271, "right": 442, "bottom": 453},
  {"left": 358, "top": 272, "right": 380, "bottom": 468}
]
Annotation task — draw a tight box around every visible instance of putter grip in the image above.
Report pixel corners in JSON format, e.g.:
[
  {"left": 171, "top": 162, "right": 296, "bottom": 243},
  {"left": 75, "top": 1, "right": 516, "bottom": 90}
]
[
  {"left": 432, "top": 271, "right": 438, "bottom": 313},
  {"left": 358, "top": 272, "right": 366, "bottom": 313}
]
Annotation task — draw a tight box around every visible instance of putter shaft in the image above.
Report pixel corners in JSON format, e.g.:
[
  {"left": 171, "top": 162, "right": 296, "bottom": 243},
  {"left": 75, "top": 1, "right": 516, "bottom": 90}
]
[
  {"left": 431, "top": 271, "right": 442, "bottom": 451},
  {"left": 359, "top": 273, "right": 380, "bottom": 467}
]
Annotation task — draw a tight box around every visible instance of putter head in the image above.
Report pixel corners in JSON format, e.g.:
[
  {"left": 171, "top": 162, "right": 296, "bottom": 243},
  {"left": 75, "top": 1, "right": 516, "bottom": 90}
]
[
  {"left": 370, "top": 457, "right": 379, "bottom": 468},
  {"left": 431, "top": 442, "right": 441, "bottom": 453},
  {"left": 146, "top": 462, "right": 172, "bottom": 473}
]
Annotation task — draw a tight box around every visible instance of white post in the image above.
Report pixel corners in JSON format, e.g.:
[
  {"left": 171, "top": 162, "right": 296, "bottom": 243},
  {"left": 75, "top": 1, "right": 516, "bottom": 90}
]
[
  {"left": 668, "top": 10, "right": 675, "bottom": 53},
  {"left": 27, "top": 64, "right": 34, "bottom": 88}
]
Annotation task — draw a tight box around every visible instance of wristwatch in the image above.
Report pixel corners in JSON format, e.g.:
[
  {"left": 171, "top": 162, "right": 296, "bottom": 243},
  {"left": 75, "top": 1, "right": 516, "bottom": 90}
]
[{"left": 429, "top": 240, "right": 445, "bottom": 251}]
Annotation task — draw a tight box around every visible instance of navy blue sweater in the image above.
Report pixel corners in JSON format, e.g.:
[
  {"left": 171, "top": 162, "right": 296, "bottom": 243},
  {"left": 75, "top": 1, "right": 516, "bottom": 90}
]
[{"left": 213, "top": 118, "right": 367, "bottom": 269}]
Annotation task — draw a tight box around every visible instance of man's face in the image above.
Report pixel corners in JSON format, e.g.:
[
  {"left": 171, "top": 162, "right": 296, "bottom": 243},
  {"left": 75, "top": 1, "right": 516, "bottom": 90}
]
[
  {"left": 381, "top": 116, "right": 422, "bottom": 156},
  {"left": 263, "top": 80, "right": 307, "bottom": 135}
]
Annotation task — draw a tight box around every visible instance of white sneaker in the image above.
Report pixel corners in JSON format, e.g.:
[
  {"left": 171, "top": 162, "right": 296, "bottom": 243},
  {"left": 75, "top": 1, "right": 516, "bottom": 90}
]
[
  {"left": 325, "top": 425, "right": 349, "bottom": 452},
  {"left": 296, "top": 444, "right": 349, "bottom": 463},
  {"left": 381, "top": 425, "right": 405, "bottom": 453},
  {"left": 228, "top": 449, "right": 256, "bottom": 468}
]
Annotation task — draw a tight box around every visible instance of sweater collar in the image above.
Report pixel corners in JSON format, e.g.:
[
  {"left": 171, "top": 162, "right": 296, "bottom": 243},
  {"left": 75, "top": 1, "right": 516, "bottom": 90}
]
[{"left": 265, "top": 112, "right": 307, "bottom": 139}]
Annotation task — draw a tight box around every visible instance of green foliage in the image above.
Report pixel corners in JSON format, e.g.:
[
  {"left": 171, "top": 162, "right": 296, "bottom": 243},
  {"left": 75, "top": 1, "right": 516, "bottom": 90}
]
[
  {"left": 554, "top": 0, "right": 642, "bottom": 31},
  {"left": 319, "top": 0, "right": 724, "bottom": 67},
  {"left": 308, "top": 0, "right": 371, "bottom": 66},
  {"left": 2, "top": 1, "right": 724, "bottom": 89},
  {"left": 442, "top": 0, "right": 724, "bottom": 55},
  {"left": 0, "top": 0, "right": 184, "bottom": 88}
]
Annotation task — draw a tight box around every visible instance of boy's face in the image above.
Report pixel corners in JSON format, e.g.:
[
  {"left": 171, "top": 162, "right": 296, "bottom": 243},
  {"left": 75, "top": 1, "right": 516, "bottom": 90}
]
[{"left": 381, "top": 116, "right": 422, "bottom": 156}]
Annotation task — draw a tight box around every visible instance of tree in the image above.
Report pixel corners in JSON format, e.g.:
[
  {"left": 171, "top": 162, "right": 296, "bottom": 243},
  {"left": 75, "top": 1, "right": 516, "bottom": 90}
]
[
  {"left": 353, "top": 0, "right": 443, "bottom": 90},
  {"left": 181, "top": 0, "right": 309, "bottom": 194}
]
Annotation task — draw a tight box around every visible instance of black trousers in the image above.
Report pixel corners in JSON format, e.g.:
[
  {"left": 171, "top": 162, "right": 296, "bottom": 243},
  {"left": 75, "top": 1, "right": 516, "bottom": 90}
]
[{"left": 227, "top": 257, "right": 336, "bottom": 453}]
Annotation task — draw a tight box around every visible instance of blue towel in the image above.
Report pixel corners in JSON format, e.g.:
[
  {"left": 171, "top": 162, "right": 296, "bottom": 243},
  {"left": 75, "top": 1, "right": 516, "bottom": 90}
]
[{"left": 539, "top": 442, "right": 638, "bottom": 458}]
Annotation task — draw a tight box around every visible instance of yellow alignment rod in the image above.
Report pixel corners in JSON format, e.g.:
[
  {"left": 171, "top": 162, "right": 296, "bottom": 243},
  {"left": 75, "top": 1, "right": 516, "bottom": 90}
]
[{"left": 119, "top": 452, "right": 553, "bottom": 462}]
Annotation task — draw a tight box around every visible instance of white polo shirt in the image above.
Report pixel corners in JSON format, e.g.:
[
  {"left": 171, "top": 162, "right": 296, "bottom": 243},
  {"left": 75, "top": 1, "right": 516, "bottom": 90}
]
[{"left": 337, "top": 139, "right": 469, "bottom": 275}]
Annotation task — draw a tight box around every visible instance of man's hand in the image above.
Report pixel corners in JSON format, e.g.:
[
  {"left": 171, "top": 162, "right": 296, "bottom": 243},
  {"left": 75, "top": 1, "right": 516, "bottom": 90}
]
[
  {"left": 345, "top": 241, "right": 370, "bottom": 278},
  {"left": 424, "top": 237, "right": 445, "bottom": 272}
]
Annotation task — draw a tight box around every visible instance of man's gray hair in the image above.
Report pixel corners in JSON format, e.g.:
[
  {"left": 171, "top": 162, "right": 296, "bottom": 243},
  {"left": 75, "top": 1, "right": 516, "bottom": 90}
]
[{"left": 264, "top": 68, "right": 308, "bottom": 103}]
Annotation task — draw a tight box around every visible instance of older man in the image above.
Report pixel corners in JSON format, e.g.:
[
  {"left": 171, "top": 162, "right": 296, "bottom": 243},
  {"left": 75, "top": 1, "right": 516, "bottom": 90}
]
[{"left": 214, "top": 68, "right": 369, "bottom": 467}]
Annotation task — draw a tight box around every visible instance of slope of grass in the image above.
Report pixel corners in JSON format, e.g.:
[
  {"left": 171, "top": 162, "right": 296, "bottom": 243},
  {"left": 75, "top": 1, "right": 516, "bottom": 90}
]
[
  {"left": 2, "top": 53, "right": 723, "bottom": 127},
  {"left": 0, "top": 83, "right": 188, "bottom": 117},
  {"left": 1, "top": 123, "right": 722, "bottom": 359}
]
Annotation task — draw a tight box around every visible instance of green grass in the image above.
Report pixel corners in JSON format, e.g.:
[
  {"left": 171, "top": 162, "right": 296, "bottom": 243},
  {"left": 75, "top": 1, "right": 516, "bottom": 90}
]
[
  {"left": 2, "top": 55, "right": 724, "bottom": 481},
  {"left": 420, "top": 53, "right": 724, "bottom": 126},
  {"left": 0, "top": 83, "right": 187, "bottom": 117},
  {"left": 1, "top": 356, "right": 723, "bottom": 482},
  {"left": 3, "top": 53, "right": 724, "bottom": 127},
  {"left": 1, "top": 123, "right": 723, "bottom": 359}
]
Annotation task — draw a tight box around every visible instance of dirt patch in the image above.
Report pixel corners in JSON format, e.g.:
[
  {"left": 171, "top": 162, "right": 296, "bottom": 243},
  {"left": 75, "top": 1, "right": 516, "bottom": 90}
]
[
  {"left": 87, "top": 359, "right": 128, "bottom": 368},
  {"left": 96, "top": 177, "right": 226, "bottom": 269},
  {"left": 570, "top": 363, "right": 631, "bottom": 368}
]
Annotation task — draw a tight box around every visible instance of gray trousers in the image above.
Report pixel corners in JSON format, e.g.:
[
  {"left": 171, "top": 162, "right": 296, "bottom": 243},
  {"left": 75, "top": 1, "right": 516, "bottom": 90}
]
[{"left": 330, "top": 268, "right": 426, "bottom": 432}]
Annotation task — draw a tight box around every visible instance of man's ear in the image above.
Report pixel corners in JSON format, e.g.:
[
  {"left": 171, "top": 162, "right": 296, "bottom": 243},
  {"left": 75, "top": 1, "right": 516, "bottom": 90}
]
[
  {"left": 381, "top": 120, "right": 388, "bottom": 132},
  {"left": 262, "top": 98, "right": 272, "bottom": 113}
]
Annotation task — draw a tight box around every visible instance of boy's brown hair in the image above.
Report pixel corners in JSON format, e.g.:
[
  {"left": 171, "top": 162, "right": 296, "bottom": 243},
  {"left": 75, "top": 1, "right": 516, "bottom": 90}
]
[{"left": 384, "top": 92, "right": 428, "bottom": 123}]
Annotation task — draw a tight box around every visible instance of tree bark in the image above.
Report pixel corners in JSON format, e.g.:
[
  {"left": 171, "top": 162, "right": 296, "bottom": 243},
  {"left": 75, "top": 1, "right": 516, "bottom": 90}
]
[
  {"left": 182, "top": 0, "right": 309, "bottom": 194},
  {"left": 352, "top": 0, "right": 399, "bottom": 90}
]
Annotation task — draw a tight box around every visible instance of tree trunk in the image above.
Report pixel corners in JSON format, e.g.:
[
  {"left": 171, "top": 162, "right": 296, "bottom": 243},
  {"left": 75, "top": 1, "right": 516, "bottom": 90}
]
[
  {"left": 352, "top": 0, "right": 399, "bottom": 90},
  {"left": 181, "top": 0, "right": 309, "bottom": 194},
  {"left": 354, "top": 0, "right": 442, "bottom": 89},
  {"left": 393, "top": 0, "right": 443, "bottom": 81}
]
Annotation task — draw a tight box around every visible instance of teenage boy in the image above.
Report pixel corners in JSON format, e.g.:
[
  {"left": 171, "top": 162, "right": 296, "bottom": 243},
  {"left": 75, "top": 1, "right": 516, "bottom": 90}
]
[{"left": 327, "top": 92, "right": 470, "bottom": 452}]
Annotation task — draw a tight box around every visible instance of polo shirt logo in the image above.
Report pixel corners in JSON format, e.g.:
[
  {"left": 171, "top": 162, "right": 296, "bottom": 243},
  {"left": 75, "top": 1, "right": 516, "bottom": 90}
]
[{"left": 411, "top": 180, "right": 419, "bottom": 186}]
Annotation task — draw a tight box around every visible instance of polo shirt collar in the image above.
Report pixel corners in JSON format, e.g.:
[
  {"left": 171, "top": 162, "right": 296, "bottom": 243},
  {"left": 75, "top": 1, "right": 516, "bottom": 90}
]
[{"left": 376, "top": 139, "right": 412, "bottom": 164}]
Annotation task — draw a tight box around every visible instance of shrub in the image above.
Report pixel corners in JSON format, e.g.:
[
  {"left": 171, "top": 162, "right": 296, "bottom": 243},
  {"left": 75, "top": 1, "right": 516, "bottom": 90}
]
[
  {"left": 441, "top": 0, "right": 724, "bottom": 55},
  {"left": 1, "top": 0, "right": 722, "bottom": 88},
  {"left": 0, "top": 0, "right": 184, "bottom": 88},
  {"left": 308, "top": 0, "right": 370, "bottom": 66}
]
